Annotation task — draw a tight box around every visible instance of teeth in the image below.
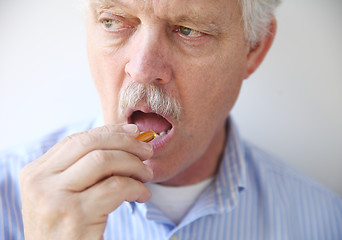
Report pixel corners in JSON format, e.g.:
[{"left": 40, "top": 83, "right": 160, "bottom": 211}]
[
  {"left": 154, "top": 129, "right": 171, "bottom": 138},
  {"left": 140, "top": 129, "right": 171, "bottom": 139},
  {"left": 155, "top": 131, "right": 165, "bottom": 138}
]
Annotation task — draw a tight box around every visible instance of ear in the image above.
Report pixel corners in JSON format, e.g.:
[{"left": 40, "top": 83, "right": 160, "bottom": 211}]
[{"left": 244, "top": 17, "right": 277, "bottom": 79}]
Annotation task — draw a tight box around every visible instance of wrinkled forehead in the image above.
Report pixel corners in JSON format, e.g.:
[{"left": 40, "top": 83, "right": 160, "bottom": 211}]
[
  {"left": 89, "top": 0, "right": 237, "bottom": 9},
  {"left": 88, "top": 0, "right": 243, "bottom": 36},
  {"left": 89, "top": 0, "right": 240, "bottom": 22}
]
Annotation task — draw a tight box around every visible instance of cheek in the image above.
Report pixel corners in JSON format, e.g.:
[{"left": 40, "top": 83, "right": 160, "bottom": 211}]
[
  {"left": 177, "top": 52, "right": 246, "bottom": 124},
  {"left": 87, "top": 38, "right": 127, "bottom": 122}
]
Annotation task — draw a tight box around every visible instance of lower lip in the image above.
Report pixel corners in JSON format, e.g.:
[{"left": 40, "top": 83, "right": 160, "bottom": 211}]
[{"left": 149, "top": 128, "right": 174, "bottom": 154}]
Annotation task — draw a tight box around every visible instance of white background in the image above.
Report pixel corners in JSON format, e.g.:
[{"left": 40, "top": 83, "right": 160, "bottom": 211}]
[{"left": 0, "top": 0, "right": 341, "bottom": 196}]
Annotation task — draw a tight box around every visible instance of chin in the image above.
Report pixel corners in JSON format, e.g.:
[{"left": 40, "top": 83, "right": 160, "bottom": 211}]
[{"left": 142, "top": 156, "right": 181, "bottom": 184}]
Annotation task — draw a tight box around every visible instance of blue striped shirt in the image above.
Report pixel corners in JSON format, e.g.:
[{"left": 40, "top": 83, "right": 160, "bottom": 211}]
[{"left": 1, "top": 118, "right": 342, "bottom": 240}]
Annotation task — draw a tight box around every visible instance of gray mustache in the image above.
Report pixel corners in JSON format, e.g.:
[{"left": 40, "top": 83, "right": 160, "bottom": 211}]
[{"left": 119, "top": 82, "right": 182, "bottom": 121}]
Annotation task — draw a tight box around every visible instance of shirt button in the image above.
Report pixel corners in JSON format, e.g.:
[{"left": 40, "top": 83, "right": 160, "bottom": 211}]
[{"left": 171, "top": 235, "right": 178, "bottom": 240}]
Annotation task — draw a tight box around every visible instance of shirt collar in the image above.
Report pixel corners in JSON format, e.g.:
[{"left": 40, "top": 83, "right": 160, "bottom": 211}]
[
  {"left": 178, "top": 117, "right": 247, "bottom": 225},
  {"left": 213, "top": 117, "right": 247, "bottom": 213}
]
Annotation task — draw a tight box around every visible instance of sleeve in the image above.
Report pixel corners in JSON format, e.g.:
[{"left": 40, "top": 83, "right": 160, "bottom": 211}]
[{"left": 0, "top": 154, "right": 25, "bottom": 240}]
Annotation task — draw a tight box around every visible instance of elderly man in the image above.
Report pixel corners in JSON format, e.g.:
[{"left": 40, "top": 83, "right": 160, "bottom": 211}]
[{"left": 1, "top": 0, "right": 342, "bottom": 239}]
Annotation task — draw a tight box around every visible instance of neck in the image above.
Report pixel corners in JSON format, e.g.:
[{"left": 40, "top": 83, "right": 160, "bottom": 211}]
[{"left": 161, "top": 122, "right": 227, "bottom": 186}]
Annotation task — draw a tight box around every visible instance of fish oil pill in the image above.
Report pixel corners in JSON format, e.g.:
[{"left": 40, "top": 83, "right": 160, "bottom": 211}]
[{"left": 136, "top": 130, "right": 157, "bottom": 143}]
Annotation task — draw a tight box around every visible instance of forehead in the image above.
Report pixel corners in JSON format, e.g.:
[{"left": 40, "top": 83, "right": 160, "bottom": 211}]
[{"left": 90, "top": 0, "right": 240, "bottom": 26}]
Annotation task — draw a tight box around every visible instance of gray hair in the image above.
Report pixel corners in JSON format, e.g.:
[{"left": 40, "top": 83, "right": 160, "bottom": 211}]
[
  {"left": 240, "top": 0, "right": 282, "bottom": 47},
  {"left": 119, "top": 82, "right": 182, "bottom": 121}
]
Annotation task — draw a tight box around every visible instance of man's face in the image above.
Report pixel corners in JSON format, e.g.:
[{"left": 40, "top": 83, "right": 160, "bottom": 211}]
[{"left": 86, "top": 0, "right": 250, "bottom": 185}]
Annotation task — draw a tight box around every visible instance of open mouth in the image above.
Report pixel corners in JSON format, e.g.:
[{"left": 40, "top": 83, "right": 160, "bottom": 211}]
[{"left": 129, "top": 110, "right": 173, "bottom": 139}]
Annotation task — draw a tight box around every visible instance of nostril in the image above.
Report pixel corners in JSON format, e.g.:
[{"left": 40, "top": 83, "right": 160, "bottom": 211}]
[
  {"left": 124, "top": 63, "right": 132, "bottom": 79},
  {"left": 124, "top": 52, "right": 172, "bottom": 85}
]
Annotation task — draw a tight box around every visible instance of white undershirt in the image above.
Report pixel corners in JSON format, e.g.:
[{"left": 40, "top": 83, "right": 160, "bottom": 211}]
[{"left": 146, "top": 177, "right": 214, "bottom": 225}]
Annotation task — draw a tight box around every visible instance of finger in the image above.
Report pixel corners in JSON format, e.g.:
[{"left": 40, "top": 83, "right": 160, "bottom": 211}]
[
  {"left": 40, "top": 124, "right": 153, "bottom": 171},
  {"left": 60, "top": 150, "right": 153, "bottom": 191},
  {"left": 80, "top": 176, "right": 152, "bottom": 217},
  {"left": 41, "top": 124, "right": 139, "bottom": 161}
]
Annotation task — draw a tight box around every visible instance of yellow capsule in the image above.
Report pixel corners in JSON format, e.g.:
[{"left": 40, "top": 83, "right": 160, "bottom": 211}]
[{"left": 136, "top": 130, "right": 157, "bottom": 143}]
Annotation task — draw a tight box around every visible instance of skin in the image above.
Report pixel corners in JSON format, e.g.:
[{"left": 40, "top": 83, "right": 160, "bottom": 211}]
[
  {"left": 19, "top": 0, "right": 276, "bottom": 239},
  {"left": 87, "top": 0, "right": 275, "bottom": 185}
]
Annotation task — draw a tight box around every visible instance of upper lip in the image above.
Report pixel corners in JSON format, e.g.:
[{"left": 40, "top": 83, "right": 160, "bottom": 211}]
[{"left": 126, "top": 105, "right": 175, "bottom": 128}]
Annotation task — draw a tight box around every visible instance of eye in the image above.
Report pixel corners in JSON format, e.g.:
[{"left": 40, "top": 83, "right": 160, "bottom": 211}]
[
  {"left": 100, "top": 18, "right": 125, "bottom": 31},
  {"left": 177, "top": 26, "right": 204, "bottom": 38}
]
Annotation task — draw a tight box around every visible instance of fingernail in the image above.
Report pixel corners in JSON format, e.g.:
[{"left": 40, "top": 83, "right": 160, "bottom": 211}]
[
  {"left": 143, "top": 143, "right": 153, "bottom": 153},
  {"left": 145, "top": 165, "right": 154, "bottom": 178},
  {"left": 122, "top": 124, "right": 138, "bottom": 133}
]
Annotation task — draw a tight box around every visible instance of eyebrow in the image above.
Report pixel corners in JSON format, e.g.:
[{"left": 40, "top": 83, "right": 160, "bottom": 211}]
[
  {"left": 171, "top": 14, "right": 222, "bottom": 35},
  {"left": 90, "top": 0, "right": 226, "bottom": 35}
]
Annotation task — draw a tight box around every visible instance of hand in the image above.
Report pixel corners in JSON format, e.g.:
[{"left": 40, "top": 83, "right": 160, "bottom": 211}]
[{"left": 19, "top": 124, "right": 153, "bottom": 240}]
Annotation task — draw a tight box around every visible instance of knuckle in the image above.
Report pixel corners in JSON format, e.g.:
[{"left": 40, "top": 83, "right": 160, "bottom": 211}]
[
  {"left": 107, "top": 176, "right": 127, "bottom": 191},
  {"left": 66, "top": 131, "right": 97, "bottom": 149},
  {"left": 129, "top": 154, "right": 141, "bottom": 165},
  {"left": 64, "top": 132, "right": 79, "bottom": 143},
  {"left": 98, "top": 125, "right": 115, "bottom": 134},
  {"left": 19, "top": 163, "right": 39, "bottom": 190},
  {"left": 123, "top": 134, "right": 136, "bottom": 145},
  {"left": 90, "top": 124, "right": 116, "bottom": 135},
  {"left": 88, "top": 150, "right": 109, "bottom": 166}
]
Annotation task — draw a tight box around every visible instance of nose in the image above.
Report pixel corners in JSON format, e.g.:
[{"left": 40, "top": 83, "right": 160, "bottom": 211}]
[{"left": 125, "top": 29, "right": 173, "bottom": 85}]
